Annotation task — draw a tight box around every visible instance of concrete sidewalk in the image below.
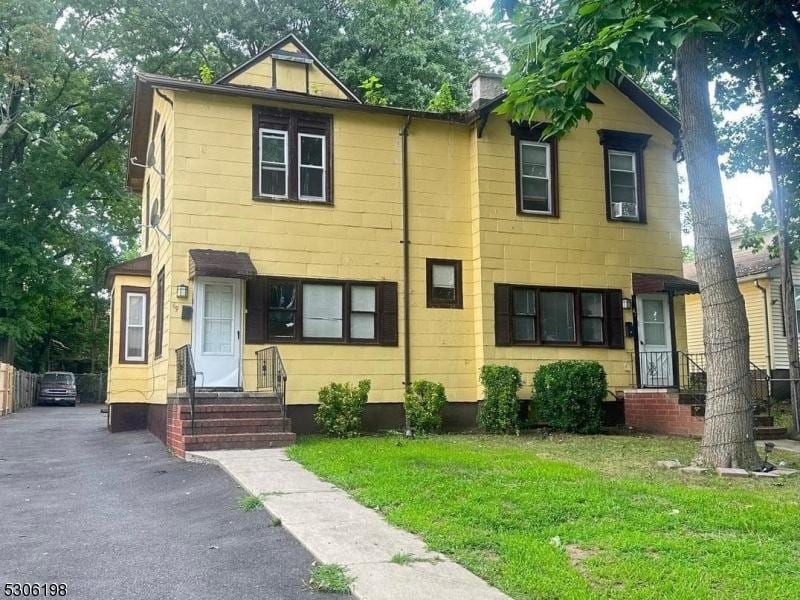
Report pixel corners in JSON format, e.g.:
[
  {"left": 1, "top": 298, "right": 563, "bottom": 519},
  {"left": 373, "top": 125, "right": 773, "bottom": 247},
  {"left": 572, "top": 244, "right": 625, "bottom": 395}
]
[
  {"left": 188, "top": 448, "right": 511, "bottom": 600},
  {"left": 759, "top": 438, "right": 800, "bottom": 454}
]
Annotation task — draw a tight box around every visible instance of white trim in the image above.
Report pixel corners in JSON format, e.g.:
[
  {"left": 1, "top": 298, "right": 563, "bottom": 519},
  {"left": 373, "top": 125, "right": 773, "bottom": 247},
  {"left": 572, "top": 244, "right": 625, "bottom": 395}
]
[
  {"left": 298, "top": 133, "right": 326, "bottom": 202},
  {"left": 259, "top": 128, "right": 289, "bottom": 199},
  {"left": 518, "top": 140, "right": 552, "bottom": 215},
  {"left": 124, "top": 292, "right": 147, "bottom": 362},
  {"left": 608, "top": 149, "right": 638, "bottom": 216}
]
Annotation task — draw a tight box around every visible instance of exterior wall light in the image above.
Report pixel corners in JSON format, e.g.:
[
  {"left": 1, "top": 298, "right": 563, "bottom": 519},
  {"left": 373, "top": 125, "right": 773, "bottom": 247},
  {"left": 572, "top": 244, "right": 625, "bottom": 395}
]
[
  {"left": 176, "top": 284, "right": 189, "bottom": 299},
  {"left": 622, "top": 298, "right": 633, "bottom": 310}
]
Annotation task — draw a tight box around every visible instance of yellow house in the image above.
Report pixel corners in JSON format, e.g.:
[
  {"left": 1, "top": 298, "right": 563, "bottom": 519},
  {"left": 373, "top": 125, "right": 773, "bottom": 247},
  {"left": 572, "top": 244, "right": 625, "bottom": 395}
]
[
  {"left": 106, "top": 34, "right": 699, "bottom": 452},
  {"left": 684, "top": 232, "right": 791, "bottom": 399}
]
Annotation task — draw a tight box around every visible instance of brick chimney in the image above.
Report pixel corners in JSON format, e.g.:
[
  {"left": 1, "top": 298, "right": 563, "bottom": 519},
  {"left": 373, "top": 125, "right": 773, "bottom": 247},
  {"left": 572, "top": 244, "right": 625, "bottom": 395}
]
[{"left": 469, "top": 73, "right": 504, "bottom": 109}]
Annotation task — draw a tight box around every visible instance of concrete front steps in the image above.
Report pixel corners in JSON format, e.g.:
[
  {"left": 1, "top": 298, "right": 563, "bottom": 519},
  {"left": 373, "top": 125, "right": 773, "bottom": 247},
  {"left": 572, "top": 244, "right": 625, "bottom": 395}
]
[
  {"left": 690, "top": 407, "right": 788, "bottom": 440},
  {"left": 166, "top": 391, "right": 295, "bottom": 457}
]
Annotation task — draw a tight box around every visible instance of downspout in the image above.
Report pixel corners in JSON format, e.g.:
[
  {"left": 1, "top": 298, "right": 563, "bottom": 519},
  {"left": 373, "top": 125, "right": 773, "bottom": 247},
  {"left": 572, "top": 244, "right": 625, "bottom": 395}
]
[
  {"left": 755, "top": 279, "right": 774, "bottom": 405},
  {"left": 400, "top": 116, "right": 412, "bottom": 433},
  {"left": 755, "top": 280, "right": 772, "bottom": 374}
]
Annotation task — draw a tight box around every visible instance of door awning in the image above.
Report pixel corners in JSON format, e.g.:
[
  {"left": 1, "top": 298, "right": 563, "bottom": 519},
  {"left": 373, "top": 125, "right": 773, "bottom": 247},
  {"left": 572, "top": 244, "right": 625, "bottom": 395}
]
[
  {"left": 189, "top": 249, "right": 257, "bottom": 280},
  {"left": 632, "top": 272, "right": 699, "bottom": 295}
]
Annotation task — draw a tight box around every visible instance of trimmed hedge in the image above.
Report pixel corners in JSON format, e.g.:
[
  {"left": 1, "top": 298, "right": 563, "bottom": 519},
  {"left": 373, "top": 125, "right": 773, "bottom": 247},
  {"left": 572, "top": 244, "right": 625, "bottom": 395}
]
[
  {"left": 532, "top": 361, "right": 606, "bottom": 434},
  {"left": 478, "top": 364, "right": 523, "bottom": 433},
  {"left": 404, "top": 380, "right": 447, "bottom": 434},
  {"left": 315, "top": 380, "right": 371, "bottom": 437}
]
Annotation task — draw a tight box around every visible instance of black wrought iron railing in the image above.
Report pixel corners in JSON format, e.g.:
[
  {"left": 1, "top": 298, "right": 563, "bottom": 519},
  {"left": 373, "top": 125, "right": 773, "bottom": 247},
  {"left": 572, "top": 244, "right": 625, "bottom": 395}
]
[
  {"left": 256, "top": 346, "right": 287, "bottom": 431},
  {"left": 632, "top": 350, "right": 772, "bottom": 414},
  {"left": 176, "top": 344, "right": 197, "bottom": 434}
]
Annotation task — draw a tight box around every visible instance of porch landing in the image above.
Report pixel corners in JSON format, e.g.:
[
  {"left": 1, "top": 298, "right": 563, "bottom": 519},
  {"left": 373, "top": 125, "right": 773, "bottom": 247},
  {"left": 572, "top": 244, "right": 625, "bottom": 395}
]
[{"left": 166, "top": 391, "right": 295, "bottom": 458}]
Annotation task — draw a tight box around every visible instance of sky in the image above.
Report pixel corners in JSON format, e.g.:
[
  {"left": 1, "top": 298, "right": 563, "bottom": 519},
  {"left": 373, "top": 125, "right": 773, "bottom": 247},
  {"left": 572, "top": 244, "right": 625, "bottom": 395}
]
[{"left": 466, "top": 0, "right": 772, "bottom": 242}]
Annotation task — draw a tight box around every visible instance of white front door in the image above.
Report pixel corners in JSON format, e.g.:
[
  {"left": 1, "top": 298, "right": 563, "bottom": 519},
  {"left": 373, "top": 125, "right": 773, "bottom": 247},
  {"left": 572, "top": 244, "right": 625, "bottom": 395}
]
[
  {"left": 636, "top": 293, "right": 674, "bottom": 387},
  {"left": 193, "top": 278, "right": 242, "bottom": 388}
]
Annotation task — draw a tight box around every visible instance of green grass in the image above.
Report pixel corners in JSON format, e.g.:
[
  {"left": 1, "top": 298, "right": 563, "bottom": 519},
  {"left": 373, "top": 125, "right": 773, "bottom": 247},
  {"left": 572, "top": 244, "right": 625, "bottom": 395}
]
[
  {"left": 236, "top": 494, "right": 263, "bottom": 512},
  {"left": 288, "top": 434, "right": 800, "bottom": 600},
  {"left": 308, "top": 563, "right": 353, "bottom": 594}
]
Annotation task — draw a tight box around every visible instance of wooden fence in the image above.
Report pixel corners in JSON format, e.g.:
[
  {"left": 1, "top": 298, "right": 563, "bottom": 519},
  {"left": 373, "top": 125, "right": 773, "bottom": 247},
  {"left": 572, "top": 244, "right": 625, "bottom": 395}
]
[{"left": 0, "top": 363, "right": 39, "bottom": 416}]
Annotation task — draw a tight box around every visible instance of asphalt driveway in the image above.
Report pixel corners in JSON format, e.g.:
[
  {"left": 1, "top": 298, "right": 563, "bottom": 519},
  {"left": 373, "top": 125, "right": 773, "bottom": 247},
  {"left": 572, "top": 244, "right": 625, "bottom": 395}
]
[{"left": 0, "top": 406, "right": 350, "bottom": 600}]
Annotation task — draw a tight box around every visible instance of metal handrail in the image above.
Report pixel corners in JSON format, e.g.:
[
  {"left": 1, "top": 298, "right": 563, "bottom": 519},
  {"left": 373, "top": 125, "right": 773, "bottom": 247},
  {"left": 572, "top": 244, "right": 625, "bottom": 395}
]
[
  {"left": 632, "top": 350, "right": 773, "bottom": 415},
  {"left": 176, "top": 345, "right": 197, "bottom": 434},
  {"left": 256, "top": 346, "right": 287, "bottom": 431}
]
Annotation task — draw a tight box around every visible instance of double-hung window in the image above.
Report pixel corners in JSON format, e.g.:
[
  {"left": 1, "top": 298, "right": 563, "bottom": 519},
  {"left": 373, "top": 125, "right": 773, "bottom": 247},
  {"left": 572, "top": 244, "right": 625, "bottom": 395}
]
[
  {"left": 120, "top": 287, "right": 149, "bottom": 363},
  {"left": 350, "top": 285, "right": 377, "bottom": 340},
  {"left": 426, "top": 259, "right": 463, "bottom": 309},
  {"left": 513, "top": 123, "right": 558, "bottom": 216},
  {"left": 598, "top": 129, "right": 650, "bottom": 223},
  {"left": 254, "top": 107, "right": 332, "bottom": 203},
  {"left": 259, "top": 129, "right": 289, "bottom": 198},
  {"left": 299, "top": 133, "right": 326, "bottom": 201}
]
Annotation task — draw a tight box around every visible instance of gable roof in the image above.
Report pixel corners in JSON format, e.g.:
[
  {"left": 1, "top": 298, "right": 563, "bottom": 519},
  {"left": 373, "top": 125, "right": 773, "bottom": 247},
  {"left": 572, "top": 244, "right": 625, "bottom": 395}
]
[
  {"left": 216, "top": 34, "right": 361, "bottom": 103},
  {"left": 468, "top": 74, "right": 681, "bottom": 139},
  {"left": 683, "top": 233, "right": 780, "bottom": 281}
]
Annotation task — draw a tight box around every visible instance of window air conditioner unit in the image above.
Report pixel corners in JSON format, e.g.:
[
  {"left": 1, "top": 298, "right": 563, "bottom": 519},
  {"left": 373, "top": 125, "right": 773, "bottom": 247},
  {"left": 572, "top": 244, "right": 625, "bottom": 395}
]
[{"left": 612, "top": 202, "right": 637, "bottom": 218}]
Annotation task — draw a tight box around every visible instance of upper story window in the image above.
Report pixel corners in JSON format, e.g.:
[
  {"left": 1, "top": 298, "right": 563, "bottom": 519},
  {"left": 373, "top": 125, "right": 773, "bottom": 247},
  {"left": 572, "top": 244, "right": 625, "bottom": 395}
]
[
  {"left": 512, "top": 123, "right": 558, "bottom": 217},
  {"left": 120, "top": 286, "right": 149, "bottom": 363},
  {"left": 253, "top": 106, "right": 332, "bottom": 204},
  {"left": 426, "top": 259, "right": 463, "bottom": 309},
  {"left": 598, "top": 129, "right": 651, "bottom": 223}
]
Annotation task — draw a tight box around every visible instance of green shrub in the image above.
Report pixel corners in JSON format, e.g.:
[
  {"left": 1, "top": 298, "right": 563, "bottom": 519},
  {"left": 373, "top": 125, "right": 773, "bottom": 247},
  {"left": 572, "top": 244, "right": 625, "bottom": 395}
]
[
  {"left": 404, "top": 380, "right": 447, "bottom": 434},
  {"left": 315, "top": 380, "right": 371, "bottom": 437},
  {"left": 477, "top": 365, "right": 523, "bottom": 433},
  {"left": 532, "top": 361, "right": 607, "bottom": 434}
]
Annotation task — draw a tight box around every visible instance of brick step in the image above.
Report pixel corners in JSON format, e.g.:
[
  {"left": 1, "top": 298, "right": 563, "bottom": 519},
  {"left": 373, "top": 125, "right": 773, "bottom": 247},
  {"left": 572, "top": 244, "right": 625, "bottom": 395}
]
[
  {"left": 754, "top": 415, "right": 775, "bottom": 427},
  {"left": 179, "top": 404, "right": 282, "bottom": 419},
  {"left": 183, "top": 432, "right": 296, "bottom": 451},
  {"left": 180, "top": 418, "right": 289, "bottom": 434},
  {"left": 755, "top": 426, "right": 788, "bottom": 440}
]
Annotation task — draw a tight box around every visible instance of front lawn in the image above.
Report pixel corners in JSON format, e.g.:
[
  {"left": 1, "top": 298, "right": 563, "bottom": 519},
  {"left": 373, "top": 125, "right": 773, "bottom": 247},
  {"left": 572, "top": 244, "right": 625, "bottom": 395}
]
[{"left": 288, "top": 434, "right": 800, "bottom": 600}]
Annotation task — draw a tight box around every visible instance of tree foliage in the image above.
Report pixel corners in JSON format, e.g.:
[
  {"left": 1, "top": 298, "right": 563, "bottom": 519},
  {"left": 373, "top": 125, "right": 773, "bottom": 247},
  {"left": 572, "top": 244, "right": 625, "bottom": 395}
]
[{"left": 1, "top": 0, "right": 500, "bottom": 370}]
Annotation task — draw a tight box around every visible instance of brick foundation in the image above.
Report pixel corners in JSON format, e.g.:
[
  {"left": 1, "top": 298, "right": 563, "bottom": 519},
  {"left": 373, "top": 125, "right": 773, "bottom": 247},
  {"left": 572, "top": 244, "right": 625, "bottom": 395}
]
[
  {"left": 624, "top": 389, "right": 704, "bottom": 437},
  {"left": 166, "top": 403, "right": 185, "bottom": 458}
]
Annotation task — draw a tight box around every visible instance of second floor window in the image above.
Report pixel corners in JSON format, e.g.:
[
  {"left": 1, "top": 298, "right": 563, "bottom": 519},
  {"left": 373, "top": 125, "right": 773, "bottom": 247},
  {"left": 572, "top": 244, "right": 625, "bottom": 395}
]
[
  {"left": 512, "top": 122, "right": 558, "bottom": 217},
  {"left": 254, "top": 107, "right": 332, "bottom": 204},
  {"left": 598, "top": 129, "right": 650, "bottom": 223}
]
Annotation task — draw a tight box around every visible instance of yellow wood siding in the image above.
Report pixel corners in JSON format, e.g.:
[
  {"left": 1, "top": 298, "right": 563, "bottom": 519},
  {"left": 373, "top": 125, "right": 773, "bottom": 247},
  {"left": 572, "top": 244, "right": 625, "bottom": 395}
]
[
  {"left": 474, "top": 82, "right": 684, "bottom": 397},
  {"left": 107, "top": 274, "right": 153, "bottom": 403},
  {"left": 228, "top": 41, "right": 349, "bottom": 100},
  {"left": 110, "top": 77, "right": 685, "bottom": 407},
  {"left": 684, "top": 277, "right": 771, "bottom": 370}
]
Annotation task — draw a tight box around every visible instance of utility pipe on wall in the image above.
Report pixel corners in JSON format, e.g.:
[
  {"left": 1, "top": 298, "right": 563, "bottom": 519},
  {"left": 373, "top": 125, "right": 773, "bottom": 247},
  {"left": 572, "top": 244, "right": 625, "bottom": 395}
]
[
  {"left": 400, "top": 117, "right": 412, "bottom": 403},
  {"left": 755, "top": 280, "right": 773, "bottom": 375}
]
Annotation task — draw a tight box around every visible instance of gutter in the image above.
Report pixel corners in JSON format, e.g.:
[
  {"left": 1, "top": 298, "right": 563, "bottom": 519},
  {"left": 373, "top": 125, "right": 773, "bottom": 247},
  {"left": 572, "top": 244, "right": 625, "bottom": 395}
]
[
  {"left": 755, "top": 280, "right": 773, "bottom": 374},
  {"left": 400, "top": 116, "right": 412, "bottom": 410}
]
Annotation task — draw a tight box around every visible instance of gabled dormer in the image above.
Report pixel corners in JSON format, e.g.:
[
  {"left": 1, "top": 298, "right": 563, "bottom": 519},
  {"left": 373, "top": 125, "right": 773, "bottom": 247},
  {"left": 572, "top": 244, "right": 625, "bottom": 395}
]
[{"left": 216, "top": 34, "right": 361, "bottom": 103}]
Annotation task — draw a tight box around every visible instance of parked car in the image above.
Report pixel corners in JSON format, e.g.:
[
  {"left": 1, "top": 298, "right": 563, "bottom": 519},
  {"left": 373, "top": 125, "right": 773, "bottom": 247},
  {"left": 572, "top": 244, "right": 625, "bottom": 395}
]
[{"left": 38, "top": 372, "right": 77, "bottom": 406}]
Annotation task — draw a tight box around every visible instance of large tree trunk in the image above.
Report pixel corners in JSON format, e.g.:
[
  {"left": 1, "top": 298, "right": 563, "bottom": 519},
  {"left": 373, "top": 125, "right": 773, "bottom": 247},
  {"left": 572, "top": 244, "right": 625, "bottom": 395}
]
[
  {"left": 675, "top": 34, "right": 760, "bottom": 468},
  {"left": 758, "top": 62, "right": 800, "bottom": 433}
]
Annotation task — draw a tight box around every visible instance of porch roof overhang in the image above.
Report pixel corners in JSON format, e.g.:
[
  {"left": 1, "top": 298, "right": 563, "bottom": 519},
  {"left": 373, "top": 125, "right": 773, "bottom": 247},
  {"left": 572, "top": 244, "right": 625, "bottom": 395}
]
[
  {"left": 632, "top": 272, "right": 699, "bottom": 296},
  {"left": 105, "top": 254, "right": 151, "bottom": 289},
  {"left": 188, "top": 249, "right": 257, "bottom": 280}
]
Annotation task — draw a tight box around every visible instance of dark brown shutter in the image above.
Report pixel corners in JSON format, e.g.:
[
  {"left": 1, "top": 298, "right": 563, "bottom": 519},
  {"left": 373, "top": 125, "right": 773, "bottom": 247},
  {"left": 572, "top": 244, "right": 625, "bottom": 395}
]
[
  {"left": 605, "top": 289, "right": 625, "bottom": 349},
  {"left": 245, "top": 277, "right": 268, "bottom": 344},
  {"left": 495, "top": 284, "right": 512, "bottom": 346},
  {"left": 379, "top": 282, "right": 398, "bottom": 346}
]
